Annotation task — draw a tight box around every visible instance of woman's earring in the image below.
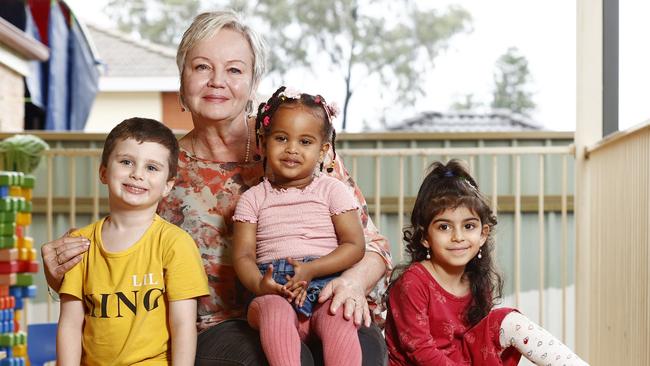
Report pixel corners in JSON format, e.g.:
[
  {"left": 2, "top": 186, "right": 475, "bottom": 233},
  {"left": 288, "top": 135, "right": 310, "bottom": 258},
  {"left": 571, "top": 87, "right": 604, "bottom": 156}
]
[
  {"left": 246, "top": 100, "right": 253, "bottom": 115},
  {"left": 477, "top": 248, "right": 482, "bottom": 259},
  {"left": 426, "top": 248, "right": 431, "bottom": 260}
]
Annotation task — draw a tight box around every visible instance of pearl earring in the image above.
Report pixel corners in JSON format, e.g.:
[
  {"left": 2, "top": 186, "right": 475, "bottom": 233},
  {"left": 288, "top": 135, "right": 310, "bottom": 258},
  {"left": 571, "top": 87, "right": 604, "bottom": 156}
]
[
  {"left": 426, "top": 248, "right": 431, "bottom": 260},
  {"left": 477, "top": 248, "right": 483, "bottom": 259}
]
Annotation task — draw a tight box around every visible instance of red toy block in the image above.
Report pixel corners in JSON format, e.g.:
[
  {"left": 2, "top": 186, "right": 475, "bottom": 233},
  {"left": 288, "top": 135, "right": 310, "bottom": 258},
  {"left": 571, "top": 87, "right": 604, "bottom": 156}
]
[
  {"left": 0, "top": 249, "right": 17, "bottom": 261},
  {"left": 0, "top": 261, "right": 18, "bottom": 274},
  {"left": 16, "top": 261, "right": 38, "bottom": 273},
  {"left": 0, "top": 296, "right": 12, "bottom": 309},
  {"left": 0, "top": 274, "right": 16, "bottom": 286},
  {"left": 0, "top": 296, "right": 14, "bottom": 309},
  {"left": 0, "top": 285, "right": 7, "bottom": 296},
  {"left": 14, "top": 226, "right": 23, "bottom": 239}
]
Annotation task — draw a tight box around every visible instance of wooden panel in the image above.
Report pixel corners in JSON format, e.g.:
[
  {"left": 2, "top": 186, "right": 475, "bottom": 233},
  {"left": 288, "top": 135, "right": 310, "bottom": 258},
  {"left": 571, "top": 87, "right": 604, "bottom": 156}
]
[
  {"left": 365, "top": 195, "right": 575, "bottom": 214},
  {"left": 161, "top": 91, "right": 193, "bottom": 131},
  {"left": 586, "top": 126, "right": 650, "bottom": 364}
]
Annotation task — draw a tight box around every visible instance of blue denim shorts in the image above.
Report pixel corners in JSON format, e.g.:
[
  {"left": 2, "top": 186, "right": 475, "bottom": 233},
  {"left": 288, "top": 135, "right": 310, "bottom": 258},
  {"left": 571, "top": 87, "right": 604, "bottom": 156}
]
[{"left": 257, "top": 257, "right": 339, "bottom": 317}]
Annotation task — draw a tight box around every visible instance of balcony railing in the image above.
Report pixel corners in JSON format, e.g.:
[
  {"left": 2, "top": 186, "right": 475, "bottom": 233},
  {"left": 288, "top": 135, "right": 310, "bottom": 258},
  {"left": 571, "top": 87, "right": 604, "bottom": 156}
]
[{"left": 28, "top": 141, "right": 576, "bottom": 347}]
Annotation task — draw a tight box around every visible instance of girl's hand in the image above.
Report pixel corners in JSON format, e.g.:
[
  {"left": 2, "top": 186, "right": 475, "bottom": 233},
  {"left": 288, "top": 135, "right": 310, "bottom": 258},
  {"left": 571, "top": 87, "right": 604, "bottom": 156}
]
[
  {"left": 293, "top": 286, "right": 308, "bottom": 307},
  {"left": 283, "top": 258, "right": 314, "bottom": 292},
  {"left": 257, "top": 264, "right": 291, "bottom": 297}
]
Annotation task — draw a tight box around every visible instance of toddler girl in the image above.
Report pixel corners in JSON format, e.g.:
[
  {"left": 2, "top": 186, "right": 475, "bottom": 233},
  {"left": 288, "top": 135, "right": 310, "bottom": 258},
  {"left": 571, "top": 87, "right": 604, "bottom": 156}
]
[
  {"left": 385, "top": 159, "right": 588, "bottom": 365},
  {"left": 233, "top": 86, "right": 365, "bottom": 366}
]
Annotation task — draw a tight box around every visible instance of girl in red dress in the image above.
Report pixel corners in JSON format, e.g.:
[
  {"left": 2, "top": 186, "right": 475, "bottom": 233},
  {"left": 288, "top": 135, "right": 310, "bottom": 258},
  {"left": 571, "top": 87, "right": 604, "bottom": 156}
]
[{"left": 385, "top": 160, "right": 588, "bottom": 366}]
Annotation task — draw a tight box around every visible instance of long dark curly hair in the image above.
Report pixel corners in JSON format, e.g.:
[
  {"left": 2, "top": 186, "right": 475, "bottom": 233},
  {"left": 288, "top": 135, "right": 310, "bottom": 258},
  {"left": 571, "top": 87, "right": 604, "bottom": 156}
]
[
  {"left": 255, "top": 86, "right": 337, "bottom": 172},
  {"left": 398, "top": 159, "right": 503, "bottom": 327}
]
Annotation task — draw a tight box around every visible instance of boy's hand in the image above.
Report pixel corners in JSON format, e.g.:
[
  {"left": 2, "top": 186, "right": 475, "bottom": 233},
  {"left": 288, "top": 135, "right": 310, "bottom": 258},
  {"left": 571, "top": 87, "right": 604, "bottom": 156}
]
[
  {"left": 256, "top": 264, "right": 291, "bottom": 297},
  {"left": 283, "top": 258, "right": 313, "bottom": 294}
]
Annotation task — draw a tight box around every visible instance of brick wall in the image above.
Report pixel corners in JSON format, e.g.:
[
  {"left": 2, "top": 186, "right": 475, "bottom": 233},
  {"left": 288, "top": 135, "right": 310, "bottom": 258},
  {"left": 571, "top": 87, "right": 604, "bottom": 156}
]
[{"left": 0, "top": 64, "right": 24, "bottom": 132}]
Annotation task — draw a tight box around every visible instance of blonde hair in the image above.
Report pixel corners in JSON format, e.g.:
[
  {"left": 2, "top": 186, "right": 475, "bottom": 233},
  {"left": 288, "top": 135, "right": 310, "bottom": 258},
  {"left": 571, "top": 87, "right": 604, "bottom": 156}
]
[{"left": 177, "top": 10, "right": 268, "bottom": 107}]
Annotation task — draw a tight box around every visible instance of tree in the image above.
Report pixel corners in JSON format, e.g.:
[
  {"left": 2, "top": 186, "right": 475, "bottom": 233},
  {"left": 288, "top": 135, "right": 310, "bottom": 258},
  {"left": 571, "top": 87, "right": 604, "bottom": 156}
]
[
  {"left": 491, "top": 47, "right": 536, "bottom": 116},
  {"left": 450, "top": 94, "right": 481, "bottom": 111},
  {"left": 236, "top": 0, "right": 471, "bottom": 129},
  {"left": 104, "top": 0, "right": 201, "bottom": 46},
  {"left": 104, "top": 0, "right": 471, "bottom": 130}
]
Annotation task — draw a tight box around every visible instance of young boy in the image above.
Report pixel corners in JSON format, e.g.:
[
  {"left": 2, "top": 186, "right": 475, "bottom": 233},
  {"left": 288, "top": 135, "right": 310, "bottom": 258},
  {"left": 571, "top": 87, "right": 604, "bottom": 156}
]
[{"left": 56, "top": 118, "right": 209, "bottom": 365}]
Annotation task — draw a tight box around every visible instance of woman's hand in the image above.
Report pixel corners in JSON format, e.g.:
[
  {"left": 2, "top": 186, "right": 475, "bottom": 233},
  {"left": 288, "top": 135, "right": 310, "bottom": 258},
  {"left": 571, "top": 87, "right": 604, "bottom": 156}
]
[
  {"left": 317, "top": 252, "right": 386, "bottom": 327},
  {"left": 317, "top": 276, "right": 370, "bottom": 327},
  {"left": 41, "top": 232, "right": 89, "bottom": 292}
]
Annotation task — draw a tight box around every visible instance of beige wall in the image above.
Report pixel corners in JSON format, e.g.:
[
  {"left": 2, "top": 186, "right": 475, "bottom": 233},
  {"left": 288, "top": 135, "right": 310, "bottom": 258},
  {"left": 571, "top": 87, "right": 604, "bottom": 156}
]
[
  {"left": 83, "top": 91, "right": 162, "bottom": 132},
  {"left": 0, "top": 61, "right": 25, "bottom": 132}
]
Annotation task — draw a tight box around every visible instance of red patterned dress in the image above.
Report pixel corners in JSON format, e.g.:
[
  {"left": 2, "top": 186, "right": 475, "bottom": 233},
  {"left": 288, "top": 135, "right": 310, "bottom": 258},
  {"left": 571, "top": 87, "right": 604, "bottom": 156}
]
[
  {"left": 385, "top": 263, "right": 521, "bottom": 366},
  {"left": 157, "top": 148, "right": 392, "bottom": 332}
]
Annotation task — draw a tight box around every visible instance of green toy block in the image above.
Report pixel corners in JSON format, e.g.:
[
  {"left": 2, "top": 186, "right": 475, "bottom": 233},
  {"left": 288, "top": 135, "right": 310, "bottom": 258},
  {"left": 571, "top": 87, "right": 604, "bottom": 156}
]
[
  {"left": 16, "top": 274, "right": 33, "bottom": 286},
  {"left": 0, "top": 333, "right": 15, "bottom": 347},
  {"left": 12, "top": 197, "right": 25, "bottom": 212},
  {"left": 0, "top": 235, "right": 16, "bottom": 249},
  {"left": 22, "top": 175, "right": 35, "bottom": 188},
  {"left": 0, "top": 173, "right": 11, "bottom": 186},
  {"left": 0, "top": 211, "right": 15, "bottom": 223},
  {"left": 21, "top": 201, "right": 32, "bottom": 213},
  {"left": 0, "top": 197, "right": 13, "bottom": 212},
  {"left": 0, "top": 223, "right": 15, "bottom": 236}
]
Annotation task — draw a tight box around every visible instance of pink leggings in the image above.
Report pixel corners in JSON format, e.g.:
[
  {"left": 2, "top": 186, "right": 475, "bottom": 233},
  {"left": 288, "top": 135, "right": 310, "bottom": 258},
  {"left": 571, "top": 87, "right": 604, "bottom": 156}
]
[{"left": 247, "top": 294, "right": 361, "bottom": 366}]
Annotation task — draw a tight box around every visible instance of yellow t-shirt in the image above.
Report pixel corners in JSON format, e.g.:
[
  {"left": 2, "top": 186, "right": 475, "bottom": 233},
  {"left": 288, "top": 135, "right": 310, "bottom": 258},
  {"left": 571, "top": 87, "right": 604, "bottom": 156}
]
[{"left": 59, "top": 215, "right": 209, "bottom": 365}]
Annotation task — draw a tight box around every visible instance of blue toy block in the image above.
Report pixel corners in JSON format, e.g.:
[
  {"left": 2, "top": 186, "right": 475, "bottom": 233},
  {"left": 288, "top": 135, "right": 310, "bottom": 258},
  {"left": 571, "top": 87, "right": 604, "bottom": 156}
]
[
  {"left": 23, "top": 286, "right": 36, "bottom": 298},
  {"left": 1, "top": 346, "right": 12, "bottom": 358},
  {"left": 0, "top": 187, "right": 7, "bottom": 199},
  {"left": 0, "top": 357, "right": 24, "bottom": 366},
  {"left": 13, "top": 297, "right": 22, "bottom": 310},
  {"left": 0, "top": 309, "right": 13, "bottom": 322},
  {"left": 8, "top": 286, "right": 37, "bottom": 299}
]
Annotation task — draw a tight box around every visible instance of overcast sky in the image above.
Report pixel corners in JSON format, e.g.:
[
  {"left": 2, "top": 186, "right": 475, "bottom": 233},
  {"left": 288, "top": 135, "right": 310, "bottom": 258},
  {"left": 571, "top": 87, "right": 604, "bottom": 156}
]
[{"left": 64, "top": 0, "right": 648, "bottom": 132}]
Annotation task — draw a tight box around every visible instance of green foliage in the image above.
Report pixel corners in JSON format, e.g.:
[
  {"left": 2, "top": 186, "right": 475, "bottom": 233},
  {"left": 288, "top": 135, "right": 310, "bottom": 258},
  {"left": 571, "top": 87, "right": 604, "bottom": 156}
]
[
  {"left": 450, "top": 94, "right": 481, "bottom": 111},
  {"left": 491, "top": 47, "right": 536, "bottom": 116},
  {"left": 0, "top": 135, "right": 49, "bottom": 173},
  {"left": 104, "top": 0, "right": 201, "bottom": 46},
  {"left": 235, "top": 0, "right": 471, "bottom": 129}
]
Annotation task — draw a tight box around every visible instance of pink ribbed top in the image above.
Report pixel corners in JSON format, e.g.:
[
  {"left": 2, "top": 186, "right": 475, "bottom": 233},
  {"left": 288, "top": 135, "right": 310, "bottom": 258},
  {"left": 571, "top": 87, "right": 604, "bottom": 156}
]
[{"left": 233, "top": 174, "right": 358, "bottom": 263}]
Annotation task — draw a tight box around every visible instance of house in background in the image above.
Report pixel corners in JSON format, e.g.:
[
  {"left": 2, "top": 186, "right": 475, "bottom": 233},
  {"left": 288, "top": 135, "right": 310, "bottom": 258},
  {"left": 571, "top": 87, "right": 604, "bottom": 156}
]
[
  {"left": 83, "top": 24, "right": 192, "bottom": 132},
  {"left": 385, "top": 109, "right": 543, "bottom": 132},
  {"left": 0, "top": 17, "right": 48, "bottom": 131}
]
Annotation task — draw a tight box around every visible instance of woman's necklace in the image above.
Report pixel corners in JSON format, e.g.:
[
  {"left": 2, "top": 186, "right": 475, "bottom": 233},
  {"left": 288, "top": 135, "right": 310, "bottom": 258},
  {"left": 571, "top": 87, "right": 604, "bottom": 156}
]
[{"left": 191, "top": 116, "right": 251, "bottom": 163}]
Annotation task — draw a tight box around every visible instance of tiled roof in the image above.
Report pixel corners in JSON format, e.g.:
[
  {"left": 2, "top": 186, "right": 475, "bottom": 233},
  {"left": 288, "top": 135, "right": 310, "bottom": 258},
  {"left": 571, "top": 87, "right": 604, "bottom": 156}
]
[
  {"left": 86, "top": 24, "right": 178, "bottom": 78},
  {"left": 386, "top": 109, "right": 543, "bottom": 132}
]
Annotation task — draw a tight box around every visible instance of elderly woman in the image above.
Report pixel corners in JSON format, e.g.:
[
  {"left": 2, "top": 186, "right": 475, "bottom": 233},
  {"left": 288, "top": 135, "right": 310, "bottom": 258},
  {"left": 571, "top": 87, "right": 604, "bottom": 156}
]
[{"left": 41, "top": 10, "right": 391, "bottom": 365}]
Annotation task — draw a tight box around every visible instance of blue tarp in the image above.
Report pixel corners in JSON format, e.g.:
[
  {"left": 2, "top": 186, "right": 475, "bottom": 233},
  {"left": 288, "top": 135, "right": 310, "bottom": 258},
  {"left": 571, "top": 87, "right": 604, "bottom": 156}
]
[
  {"left": 68, "top": 17, "right": 99, "bottom": 131},
  {"left": 44, "top": 2, "right": 70, "bottom": 131}
]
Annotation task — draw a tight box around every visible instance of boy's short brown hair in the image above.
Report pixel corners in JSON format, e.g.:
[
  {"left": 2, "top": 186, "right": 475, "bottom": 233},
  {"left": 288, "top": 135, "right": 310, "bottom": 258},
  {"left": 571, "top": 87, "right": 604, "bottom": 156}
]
[{"left": 101, "top": 118, "right": 179, "bottom": 180}]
